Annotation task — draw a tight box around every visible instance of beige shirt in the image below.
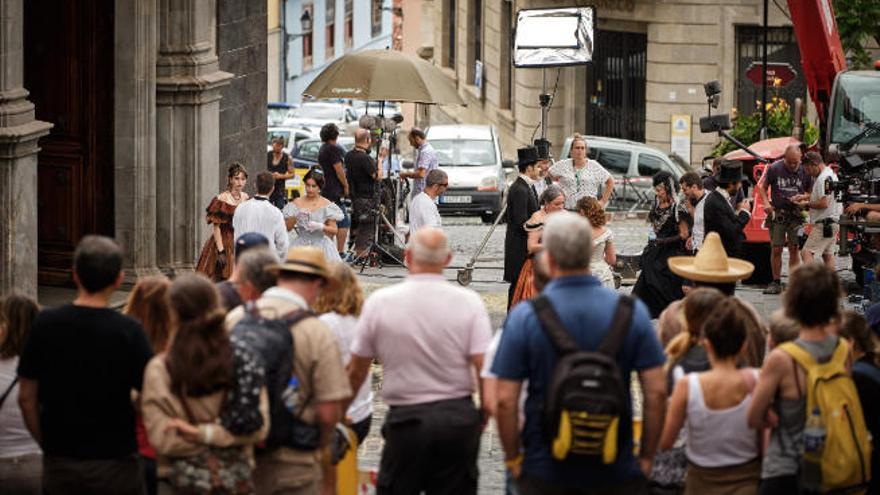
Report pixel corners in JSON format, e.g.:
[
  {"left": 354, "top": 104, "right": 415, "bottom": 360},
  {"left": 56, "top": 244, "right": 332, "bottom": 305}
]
[
  {"left": 226, "top": 287, "right": 352, "bottom": 476},
  {"left": 140, "top": 355, "right": 270, "bottom": 460}
]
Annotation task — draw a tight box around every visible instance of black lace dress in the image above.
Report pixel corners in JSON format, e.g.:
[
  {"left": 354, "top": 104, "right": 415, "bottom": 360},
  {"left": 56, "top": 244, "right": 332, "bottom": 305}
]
[{"left": 632, "top": 201, "right": 691, "bottom": 319}]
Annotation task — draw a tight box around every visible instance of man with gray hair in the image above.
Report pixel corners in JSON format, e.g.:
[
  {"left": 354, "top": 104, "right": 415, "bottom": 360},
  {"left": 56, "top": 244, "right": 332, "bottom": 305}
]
[
  {"left": 409, "top": 168, "right": 448, "bottom": 235},
  {"left": 234, "top": 246, "right": 279, "bottom": 305},
  {"left": 348, "top": 227, "right": 491, "bottom": 494},
  {"left": 492, "top": 212, "right": 667, "bottom": 493}
]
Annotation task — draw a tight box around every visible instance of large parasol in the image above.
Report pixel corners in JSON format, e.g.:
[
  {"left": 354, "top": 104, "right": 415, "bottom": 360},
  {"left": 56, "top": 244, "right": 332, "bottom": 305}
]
[{"left": 302, "top": 49, "right": 464, "bottom": 105}]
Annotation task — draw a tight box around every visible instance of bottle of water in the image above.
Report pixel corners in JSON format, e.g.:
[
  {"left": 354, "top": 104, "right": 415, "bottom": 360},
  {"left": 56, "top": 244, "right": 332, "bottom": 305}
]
[
  {"left": 648, "top": 231, "right": 657, "bottom": 243},
  {"left": 802, "top": 407, "right": 826, "bottom": 492},
  {"left": 281, "top": 376, "right": 301, "bottom": 414}
]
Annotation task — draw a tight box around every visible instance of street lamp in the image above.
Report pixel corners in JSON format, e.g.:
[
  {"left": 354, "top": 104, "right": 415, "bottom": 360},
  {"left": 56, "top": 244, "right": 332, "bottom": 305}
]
[{"left": 286, "top": 10, "right": 313, "bottom": 42}]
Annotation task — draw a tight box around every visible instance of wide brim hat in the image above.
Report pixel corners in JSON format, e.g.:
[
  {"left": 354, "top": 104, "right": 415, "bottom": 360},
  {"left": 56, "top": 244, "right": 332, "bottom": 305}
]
[
  {"left": 267, "top": 246, "right": 334, "bottom": 284},
  {"left": 714, "top": 160, "right": 748, "bottom": 184},
  {"left": 517, "top": 146, "right": 540, "bottom": 167},
  {"left": 668, "top": 232, "right": 754, "bottom": 283}
]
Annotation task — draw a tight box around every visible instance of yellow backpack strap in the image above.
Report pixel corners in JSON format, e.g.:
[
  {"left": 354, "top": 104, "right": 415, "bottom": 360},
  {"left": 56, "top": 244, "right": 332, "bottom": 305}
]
[
  {"left": 779, "top": 341, "right": 816, "bottom": 371},
  {"left": 828, "top": 338, "right": 850, "bottom": 368}
]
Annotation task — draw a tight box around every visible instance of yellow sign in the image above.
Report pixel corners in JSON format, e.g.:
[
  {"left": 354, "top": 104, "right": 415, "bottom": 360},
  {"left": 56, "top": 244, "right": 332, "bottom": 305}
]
[{"left": 670, "top": 114, "right": 691, "bottom": 164}]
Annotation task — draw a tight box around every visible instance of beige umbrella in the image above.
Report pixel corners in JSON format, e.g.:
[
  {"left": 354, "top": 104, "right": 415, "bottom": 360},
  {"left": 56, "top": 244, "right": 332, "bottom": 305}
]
[{"left": 302, "top": 49, "right": 465, "bottom": 105}]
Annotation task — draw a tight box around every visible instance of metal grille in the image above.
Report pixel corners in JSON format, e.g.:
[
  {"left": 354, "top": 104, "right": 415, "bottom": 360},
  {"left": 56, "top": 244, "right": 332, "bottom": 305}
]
[
  {"left": 735, "top": 26, "right": 806, "bottom": 117},
  {"left": 586, "top": 30, "right": 647, "bottom": 141}
]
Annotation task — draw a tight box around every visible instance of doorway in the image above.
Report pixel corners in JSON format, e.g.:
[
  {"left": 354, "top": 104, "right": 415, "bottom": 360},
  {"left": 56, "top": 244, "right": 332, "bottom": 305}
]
[
  {"left": 586, "top": 30, "right": 647, "bottom": 141},
  {"left": 24, "top": 0, "right": 115, "bottom": 286}
]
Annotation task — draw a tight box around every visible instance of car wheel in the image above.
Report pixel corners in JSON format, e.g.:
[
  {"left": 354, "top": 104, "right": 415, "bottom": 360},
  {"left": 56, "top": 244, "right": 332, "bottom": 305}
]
[{"left": 739, "top": 242, "right": 772, "bottom": 285}]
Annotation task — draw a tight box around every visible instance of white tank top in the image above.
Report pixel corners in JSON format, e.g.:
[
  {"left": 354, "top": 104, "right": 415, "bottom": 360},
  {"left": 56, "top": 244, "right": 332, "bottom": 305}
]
[{"left": 685, "top": 370, "right": 760, "bottom": 467}]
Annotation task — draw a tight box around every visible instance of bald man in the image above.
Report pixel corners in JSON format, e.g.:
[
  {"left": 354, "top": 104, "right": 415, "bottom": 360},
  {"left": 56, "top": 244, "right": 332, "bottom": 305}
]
[
  {"left": 345, "top": 129, "right": 383, "bottom": 256},
  {"left": 757, "top": 144, "right": 809, "bottom": 294},
  {"left": 347, "top": 227, "right": 491, "bottom": 494}
]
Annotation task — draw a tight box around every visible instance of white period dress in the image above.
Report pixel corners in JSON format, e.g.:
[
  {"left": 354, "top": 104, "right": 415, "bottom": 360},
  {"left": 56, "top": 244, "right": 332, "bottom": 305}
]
[
  {"left": 283, "top": 202, "right": 344, "bottom": 261},
  {"left": 590, "top": 228, "right": 615, "bottom": 289}
]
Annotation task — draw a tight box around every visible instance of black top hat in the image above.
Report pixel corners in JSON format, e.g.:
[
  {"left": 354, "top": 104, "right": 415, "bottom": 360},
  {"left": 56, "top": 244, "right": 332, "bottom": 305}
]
[
  {"left": 714, "top": 160, "right": 747, "bottom": 184},
  {"left": 517, "top": 146, "right": 539, "bottom": 167},
  {"left": 533, "top": 139, "right": 551, "bottom": 160}
]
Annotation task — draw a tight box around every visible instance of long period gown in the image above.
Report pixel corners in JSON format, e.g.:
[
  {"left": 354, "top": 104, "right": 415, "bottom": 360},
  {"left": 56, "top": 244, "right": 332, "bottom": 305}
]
[{"left": 196, "top": 194, "right": 245, "bottom": 281}]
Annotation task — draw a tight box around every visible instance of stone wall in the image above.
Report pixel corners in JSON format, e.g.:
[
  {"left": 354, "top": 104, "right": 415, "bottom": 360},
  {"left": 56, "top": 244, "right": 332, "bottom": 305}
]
[{"left": 217, "top": 0, "right": 268, "bottom": 194}]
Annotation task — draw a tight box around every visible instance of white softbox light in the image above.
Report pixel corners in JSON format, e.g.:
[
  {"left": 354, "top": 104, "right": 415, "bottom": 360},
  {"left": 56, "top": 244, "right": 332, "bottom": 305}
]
[{"left": 513, "top": 6, "right": 595, "bottom": 68}]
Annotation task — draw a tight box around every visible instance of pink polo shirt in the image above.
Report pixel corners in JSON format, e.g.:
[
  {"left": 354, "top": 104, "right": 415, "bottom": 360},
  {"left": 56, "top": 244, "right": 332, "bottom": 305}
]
[{"left": 351, "top": 273, "right": 492, "bottom": 406}]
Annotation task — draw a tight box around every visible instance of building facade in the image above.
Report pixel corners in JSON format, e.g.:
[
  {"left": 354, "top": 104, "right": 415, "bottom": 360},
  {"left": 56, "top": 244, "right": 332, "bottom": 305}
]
[
  {"left": 421, "top": 0, "right": 805, "bottom": 165},
  {"left": 0, "top": 0, "right": 267, "bottom": 297},
  {"left": 279, "top": 0, "right": 394, "bottom": 103}
]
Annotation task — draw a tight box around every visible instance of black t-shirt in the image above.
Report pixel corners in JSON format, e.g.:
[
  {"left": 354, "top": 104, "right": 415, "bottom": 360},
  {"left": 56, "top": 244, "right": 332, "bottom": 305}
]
[
  {"left": 267, "top": 151, "right": 292, "bottom": 201},
  {"left": 345, "top": 148, "right": 377, "bottom": 198},
  {"left": 318, "top": 143, "right": 346, "bottom": 202},
  {"left": 18, "top": 304, "right": 153, "bottom": 459}
]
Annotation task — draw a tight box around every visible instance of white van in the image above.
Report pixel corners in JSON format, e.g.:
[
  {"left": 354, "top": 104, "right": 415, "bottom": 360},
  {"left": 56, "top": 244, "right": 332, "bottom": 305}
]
[{"left": 420, "top": 124, "right": 508, "bottom": 223}]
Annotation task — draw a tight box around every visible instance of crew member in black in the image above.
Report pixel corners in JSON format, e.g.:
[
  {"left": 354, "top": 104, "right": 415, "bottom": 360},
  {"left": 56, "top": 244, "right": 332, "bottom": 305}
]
[
  {"left": 346, "top": 129, "right": 382, "bottom": 257},
  {"left": 318, "top": 123, "right": 351, "bottom": 256},
  {"left": 267, "top": 136, "right": 295, "bottom": 209}
]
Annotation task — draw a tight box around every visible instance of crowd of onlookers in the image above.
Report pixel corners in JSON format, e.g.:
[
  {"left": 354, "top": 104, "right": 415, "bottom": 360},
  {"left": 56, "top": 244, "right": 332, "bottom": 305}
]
[
  {"left": 0, "top": 217, "right": 877, "bottom": 494},
  {"left": 0, "top": 132, "right": 878, "bottom": 494}
]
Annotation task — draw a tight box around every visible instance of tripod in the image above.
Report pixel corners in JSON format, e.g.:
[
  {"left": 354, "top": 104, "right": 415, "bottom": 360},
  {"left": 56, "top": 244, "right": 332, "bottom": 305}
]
[{"left": 347, "top": 202, "right": 406, "bottom": 271}]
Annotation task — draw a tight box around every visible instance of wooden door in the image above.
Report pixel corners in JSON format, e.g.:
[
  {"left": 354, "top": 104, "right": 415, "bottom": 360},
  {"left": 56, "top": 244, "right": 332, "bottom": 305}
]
[{"left": 25, "top": 0, "right": 115, "bottom": 286}]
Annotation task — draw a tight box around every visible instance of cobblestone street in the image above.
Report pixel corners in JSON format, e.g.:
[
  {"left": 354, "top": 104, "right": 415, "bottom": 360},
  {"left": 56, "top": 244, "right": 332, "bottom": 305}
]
[{"left": 349, "top": 214, "right": 858, "bottom": 493}]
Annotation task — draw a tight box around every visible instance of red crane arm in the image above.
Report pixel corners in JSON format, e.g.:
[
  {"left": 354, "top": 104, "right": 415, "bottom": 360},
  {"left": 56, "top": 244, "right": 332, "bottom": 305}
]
[{"left": 786, "top": 0, "right": 847, "bottom": 125}]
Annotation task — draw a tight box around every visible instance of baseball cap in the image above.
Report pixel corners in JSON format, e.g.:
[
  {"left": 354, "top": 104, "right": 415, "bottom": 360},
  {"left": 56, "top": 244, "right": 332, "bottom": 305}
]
[{"left": 235, "top": 232, "right": 270, "bottom": 259}]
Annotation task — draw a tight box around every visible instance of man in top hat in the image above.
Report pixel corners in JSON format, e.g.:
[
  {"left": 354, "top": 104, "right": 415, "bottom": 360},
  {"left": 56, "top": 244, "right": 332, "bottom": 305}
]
[
  {"left": 225, "top": 247, "right": 351, "bottom": 495},
  {"left": 532, "top": 139, "right": 553, "bottom": 198},
  {"left": 703, "top": 160, "right": 751, "bottom": 257},
  {"left": 504, "top": 146, "right": 541, "bottom": 309}
]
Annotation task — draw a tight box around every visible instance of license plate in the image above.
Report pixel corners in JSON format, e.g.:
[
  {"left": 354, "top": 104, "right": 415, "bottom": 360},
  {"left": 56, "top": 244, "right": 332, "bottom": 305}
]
[{"left": 441, "top": 195, "right": 471, "bottom": 204}]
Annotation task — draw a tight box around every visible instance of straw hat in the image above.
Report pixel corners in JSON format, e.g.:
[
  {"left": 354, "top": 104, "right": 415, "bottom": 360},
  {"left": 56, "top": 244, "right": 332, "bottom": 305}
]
[
  {"left": 267, "top": 247, "right": 332, "bottom": 280},
  {"left": 668, "top": 232, "right": 754, "bottom": 283}
]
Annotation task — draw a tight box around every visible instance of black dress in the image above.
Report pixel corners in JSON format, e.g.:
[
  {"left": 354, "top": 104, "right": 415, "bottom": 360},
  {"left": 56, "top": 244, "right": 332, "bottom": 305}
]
[{"left": 632, "top": 201, "right": 690, "bottom": 319}]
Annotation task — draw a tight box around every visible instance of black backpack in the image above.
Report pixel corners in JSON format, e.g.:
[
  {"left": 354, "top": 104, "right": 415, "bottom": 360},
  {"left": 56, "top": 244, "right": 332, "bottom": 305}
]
[
  {"left": 230, "top": 302, "right": 320, "bottom": 450},
  {"left": 532, "top": 294, "right": 634, "bottom": 464}
]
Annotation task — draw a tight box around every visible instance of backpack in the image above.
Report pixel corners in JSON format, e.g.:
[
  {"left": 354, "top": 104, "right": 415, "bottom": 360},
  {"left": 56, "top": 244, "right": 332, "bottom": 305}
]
[
  {"left": 779, "top": 340, "right": 873, "bottom": 493},
  {"left": 230, "top": 302, "right": 320, "bottom": 450},
  {"left": 532, "top": 294, "right": 634, "bottom": 464}
]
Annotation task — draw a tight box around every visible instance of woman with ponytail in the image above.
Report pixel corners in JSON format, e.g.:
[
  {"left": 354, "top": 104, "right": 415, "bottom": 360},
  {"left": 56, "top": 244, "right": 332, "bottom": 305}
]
[{"left": 141, "top": 274, "right": 268, "bottom": 494}]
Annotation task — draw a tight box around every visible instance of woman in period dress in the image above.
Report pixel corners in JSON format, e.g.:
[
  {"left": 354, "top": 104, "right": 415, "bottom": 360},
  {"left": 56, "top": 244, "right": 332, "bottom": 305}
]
[
  {"left": 510, "top": 185, "right": 566, "bottom": 307},
  {"left": 632, "top": 171, "right": 692, "bottom": 318},
  {"left": 283, "top": 168, "right": 343, "bottom": 261},
  {"left": 195, "top": 163, "right": 249, "bottom": 281},
  {"left": 577, "top": 196, "right": 616, "bottom": 289}
]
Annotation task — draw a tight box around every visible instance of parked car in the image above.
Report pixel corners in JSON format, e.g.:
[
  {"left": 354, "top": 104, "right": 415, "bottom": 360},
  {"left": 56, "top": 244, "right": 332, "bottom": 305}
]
[
  {"left": 268, "top": 102, "right": 298, "bottom": 126},
  {"left": 416, "top": 124, "right": 507, "bottom": 223},
  {"left": 290, "top": 137, "right": 355, "bottom": 169},
  {"left": 288, "top": 102, "right": 359, "bottom": 136},
  {"left": 558, "top": 135, "right": 690, "bottom": 208},
  {"left": 267, "top": 127, "right": 313, "bottom": 153},
  {"left": 281, "top": 137, "right": 356, "bottom": 199}
]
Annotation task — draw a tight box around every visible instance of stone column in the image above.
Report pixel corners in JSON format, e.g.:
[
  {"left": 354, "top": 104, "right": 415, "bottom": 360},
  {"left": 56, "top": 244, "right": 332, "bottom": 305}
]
[
  {"left": 0, "top": 0, "right": 53, "bottom": 297},
  {"left": 156, "top": 0, "right": 232, "bottom": 276},
  {"left": 115, "top": 0, "right": 162, "bottom": 283}
]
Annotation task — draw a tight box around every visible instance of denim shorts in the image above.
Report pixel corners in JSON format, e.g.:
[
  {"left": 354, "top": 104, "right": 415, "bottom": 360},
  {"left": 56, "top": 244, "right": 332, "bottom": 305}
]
[{"left": 335, "top": 200, "right": 351, "bottom": 229}]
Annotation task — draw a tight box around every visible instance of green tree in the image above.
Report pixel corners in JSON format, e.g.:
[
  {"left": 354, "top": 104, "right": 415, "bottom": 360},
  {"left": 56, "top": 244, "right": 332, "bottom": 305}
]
[{"left": 834, "top": 0, "right": 880, "bottom": 69}]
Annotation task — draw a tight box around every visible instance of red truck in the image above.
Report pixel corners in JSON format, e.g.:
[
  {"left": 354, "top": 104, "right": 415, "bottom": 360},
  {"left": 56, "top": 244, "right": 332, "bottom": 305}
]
[{"left": 707, "top": 0, "right": 879, "bottom": 285}]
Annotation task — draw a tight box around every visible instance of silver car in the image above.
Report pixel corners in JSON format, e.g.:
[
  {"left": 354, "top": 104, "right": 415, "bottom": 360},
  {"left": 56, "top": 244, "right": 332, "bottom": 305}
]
[{"left": 559, "top": 135, "right": 690, "bottom": 209}]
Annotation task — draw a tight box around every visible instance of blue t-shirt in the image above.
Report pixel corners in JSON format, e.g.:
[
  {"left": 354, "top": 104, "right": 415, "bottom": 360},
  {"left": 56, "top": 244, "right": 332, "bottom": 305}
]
[{"left": 491, "top": 275, "right": 666, "bottom": 485}]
